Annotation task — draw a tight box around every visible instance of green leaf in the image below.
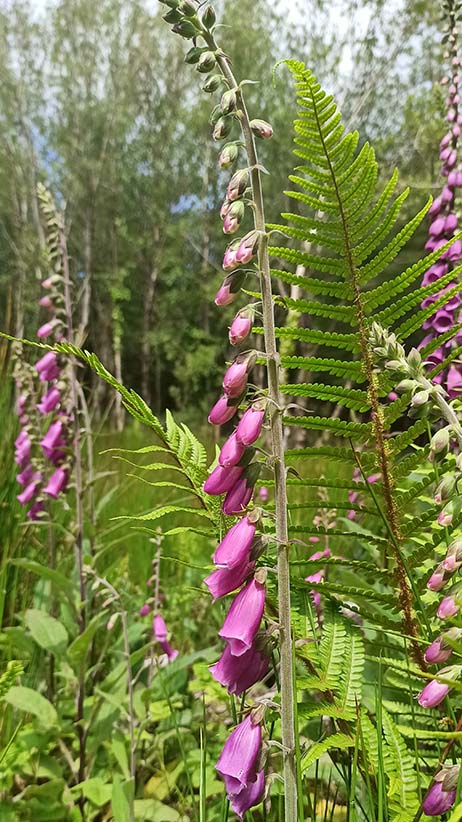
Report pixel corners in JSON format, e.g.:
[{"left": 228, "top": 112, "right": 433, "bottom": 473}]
[
  {"left": 9, "top": 559, "right": 75, "bottom": 599},
  {"left": 134, "top": 799, "right": 181, "bottom": 821},
  {"left": 4, "top": 686, "right": 57, "bottom": 726},
  {"left": 25, "top": 609, "right": 68, "bottom": 655},
  {"left": 67, "top": 614, "right": 102, "bottom": 667},
  {"left": 78, "top": 778, "right": 112, "bottom": 807},
  {"left": 300, "top": 733, "right": 354, "bottom": 772},
  {"left": 112, "top": 776, "right": 133, "bottom": 822}
]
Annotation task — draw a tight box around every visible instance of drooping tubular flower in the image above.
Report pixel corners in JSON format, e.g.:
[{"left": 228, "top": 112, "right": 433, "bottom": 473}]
[
  {"left": 153, "top": 613, "right": 178, "bottom": 662},
  {"left": 210, "top": 641, "right": 269, "bottom": 696},
  {"left": 417, "top": 665, "right": 460, "bottom": 707},
  {"left": 218, "top": 572, "right": 266, "bottom": 656},
  {"left": 215, "top": 711, "right": 263, "bottom": 796},
  {"left": 422, "top": 765, "right": 459, "bottom": 816}
]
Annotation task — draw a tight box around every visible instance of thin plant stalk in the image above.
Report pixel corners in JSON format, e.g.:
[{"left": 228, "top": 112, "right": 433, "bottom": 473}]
[
  {"left": 201, "top": 28, "right": 297, "bottom": 819},
  {"left": 59, "top": 220, "right": 88, "bottom": 809}
]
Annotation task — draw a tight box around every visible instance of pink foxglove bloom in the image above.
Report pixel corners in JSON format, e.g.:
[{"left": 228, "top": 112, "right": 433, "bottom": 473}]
[
  {"left": 40, "top": 420, "right": 64, "bottom": 453},
  {"left": 37, "top": 387, "right": 61, "bottom": 415},
  {"left": 429, "top": 217, "right": 445, "bottom": 236},
  {"left": 17, "top": 464, "right": 34, "bottom": 487},
  {"left": 39, "top": 295, "right": 53, "bottom": 308},
  {"left": 259, "top": 486, "right": 268, "bottom": 502},
  {"left": 445, "top": 212, "right": 458, "bottom": 232},
  {"left": 424, "top": 636, "right": 453, "bottom": 664},
  {"left": 15, "top": 433, "right": 31, "bottom": 468},
  {"left": 219, "top": 431, "right": 246, "bottom": 468},
  {"left": 203, "top": 464, "right": 244, "bottom": 495},
  {"left": 210, "top": 642, "right": 268, "bottom": 695},
  {"left": 223, "top": 360, "right": 250, "bottom": 397},
  {"left": 447, "top": 238, "right": 462, "bottom": 260},
  {"left": 205, "top": 560, "right": 255, "bottom": 601},
  {"left": 17, "top": 476, "right": 41, "bottom": 506},
  {"left": 222, "top": 476, "right": 254, "bottom": 515},
  {"left": 208, "top": 395, "right": 238, "bottom": 426},
  {"left": 213, "top": 517, "right": 256, "bottom": 568},
  {"left": 213, "top": 516, "right": 256, "bottom": 568},
  {"left": 429, "top": 195, "right": 443, "bottom": 215},
  {"left": 229, "top": 308, "right": 253, "bottom": 346},
  {"left": 230, "top": 769, "right": 265, "bottom": 819},
  {"left": 139, "top": 603, "right": 151, "bottom": 616},
  {"left": 37, "top": 321, "right": 55, "bottom": 339},
  {"left": 216, "top": 714, "right": 262, "bottom": 795},
  {"left": 447, "top": 365, "right": 462, "bottom": 397},
  {"left": 219, "top": 576, "right": 265, "bottom": 656},
  {"left": 35, "top": 351, "right": 60, "bottom": 382},
  {"left": 437, "top": 595, "right": 460, "bottom": 619},
  {"left": 417, "top": 678, "right": 450, "bottom": 708},
  {"left": 422, "top": 781, "right": 456, "bottom": 816},
  {"left": 236, "top": 405, "right": 265, "bottom": 445},
  {"left": 153, "top": 613, "right": 168, "bottom": 642},
  {"left": 44, "top": 467, "right": 68, "bottom": 499},
  {"left": 28, "top": 500, "right": 45, "bottom": 521}
]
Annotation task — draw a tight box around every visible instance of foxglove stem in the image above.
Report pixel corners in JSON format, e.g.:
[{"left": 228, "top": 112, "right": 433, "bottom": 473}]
[
  {"left": 202, "top": 30, "right": 296, "bottom": 819},
  {"left": 59, "top": 220, "right": 88, "bottom": 798}
]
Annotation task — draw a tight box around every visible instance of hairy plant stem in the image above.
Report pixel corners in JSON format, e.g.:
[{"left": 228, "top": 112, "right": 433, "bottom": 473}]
[
  {"left": 96, "top": 576, "right": 136, "bottom": 822},
  {"left": 201, "top": 32, "right": 297, "bottom": 820},
  {"left": 59, "top": 223, "right": 88, "bottom": 813}
]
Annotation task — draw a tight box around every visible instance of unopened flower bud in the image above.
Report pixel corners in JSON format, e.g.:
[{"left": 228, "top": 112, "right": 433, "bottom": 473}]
[
  {"left": 213, "top": 115, "right": 232, "bottom": 141},
  {"left": 223, "top": 200, "right": 244, "bottom": 235},
  {"left": 202, "top": 74, "right": 221, "bottom": 93},
  {"left": 227, "top": 168, "right": 249, "bottom": 201},
  {"left": 396, "top": 379, "right": 418, "bottom": 393},
  {"left": 249, "top": 118, "right": 273, "bottom": 139},
  {"left": 407, "top": 347, "right": 422, "bottom": 373},
  {"left": 435, "top": 475, "right": 457, "bottom": 504},
  {"left": 107, "top": 613, "right": 119, "bottom": 631},
  {"left": 438, "top": 595, "right": 460, "bottom": 619},
  {"left": 222, "top": 239, "right": 241, "bottom": 271},
  {"left": 235, "top": 230, "right": 260, "bottom": 264},
  {"left": 221, "top": 89, "right": 237, "bottom": 115},
  {"left": 229, "top": 306, "right": 253, "bottom": 345},
  {"left": 410, "top": 389, "right": 428, "bottom": 408},
  {"left": 201, "top": 3, "right": 216, "bottom": 28},
  {"left": 427, "top": 567, "right": 446, "bottom": 591},
  {"left": 172, "top": 19, "right": 198, "bottom": 37},
  {"left": 430, "top": 426, "right": 451, "bottom": 456},
  {"left": 219, "top": 143, "right": 239, "bottom": 168},
  {"left": 184, "top": 46, "right": 206, "bottom": 64},
  {"left": 215, "top": 270, "right": 246, "bottom": 305},
  {"left": 178, "top": 0, "right": 197, "bottom": 16},
  {"left": 197, "top": 51, "right": 216, "bottom": 73},
  {"left": 164, "top": 7, "right": 182, "bottom": 23}
]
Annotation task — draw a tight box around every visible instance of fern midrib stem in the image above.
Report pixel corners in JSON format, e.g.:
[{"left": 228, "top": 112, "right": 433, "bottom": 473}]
[
  {"left": 309, "top": 90, "right": 421, "bottom": 660},
  {"left": 203, "top": 34, "right": 297, "bottom": 821}
]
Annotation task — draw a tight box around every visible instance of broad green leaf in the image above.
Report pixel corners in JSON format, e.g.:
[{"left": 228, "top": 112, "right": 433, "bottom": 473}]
[
  {"left": 25, "top": 609, "right": 68, "bottom": 655},
  {"left": 4, "top": 686, "right": 57, "bottom": 726},
  {"left": 67, "top": 614, "right": 102, "bottom": 667},
  {"left": 112, "top": 775, "right": 132, "bottom": 822}
]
